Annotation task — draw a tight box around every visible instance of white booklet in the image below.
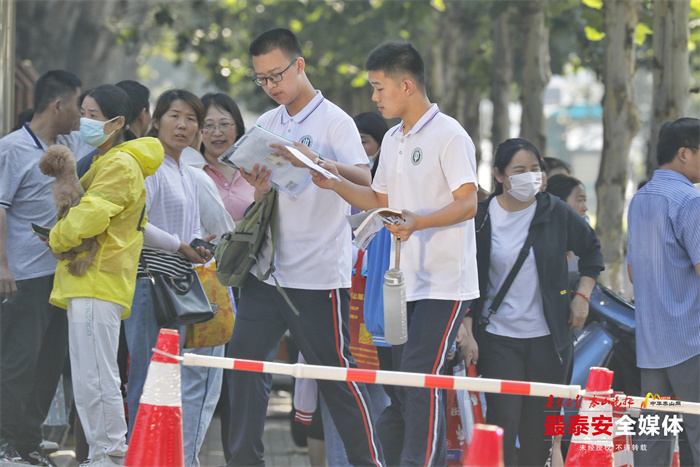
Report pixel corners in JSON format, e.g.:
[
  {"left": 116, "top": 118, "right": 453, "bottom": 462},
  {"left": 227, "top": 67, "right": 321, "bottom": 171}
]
[
  {"left": 286, "top": 146, "right": 341, "bottom": 182},
  {"left": 219, "top": 125, "right": 333, "bottom": 198},
  {"left": 347, "top": 207, "right": 404, "bottom": 250}
]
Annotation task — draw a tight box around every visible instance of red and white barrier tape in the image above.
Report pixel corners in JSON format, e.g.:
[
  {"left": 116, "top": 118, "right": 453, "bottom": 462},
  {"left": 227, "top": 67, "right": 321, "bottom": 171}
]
[{"left": 173, "top": 351, "right": 700, "bottom": 415}]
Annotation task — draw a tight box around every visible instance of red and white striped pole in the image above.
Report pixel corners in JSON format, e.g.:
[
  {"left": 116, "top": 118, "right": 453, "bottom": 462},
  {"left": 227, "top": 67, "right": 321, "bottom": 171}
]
[
  {"left": 176, "top": 353, "right": 700, "bottom": 414},
  {"left": 181, "top": 353, "right": 581, "bottom": 399}
]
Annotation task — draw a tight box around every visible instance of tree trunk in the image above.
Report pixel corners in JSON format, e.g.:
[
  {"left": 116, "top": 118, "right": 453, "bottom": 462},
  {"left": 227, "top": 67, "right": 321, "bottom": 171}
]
[
  {"left": 15, "top": 0, "right": 148, "bottom": 87},
  {"left": 596, "top": 0, "right": 640, "bottom": 291},
  {"left": 430, "top": 3, "right": 482, "bottom": 164},
  {"left": 645, "top": 0, "right": 690, "bottom": 179},
  {"left": 461, "top": 88, "right": 482, "bottom": 167},
  {"left": 490, "top": 7, "right": 513, "bottom": 150},
  {"left": 518, "top": 0, "right": 550, "bottom": 155}
]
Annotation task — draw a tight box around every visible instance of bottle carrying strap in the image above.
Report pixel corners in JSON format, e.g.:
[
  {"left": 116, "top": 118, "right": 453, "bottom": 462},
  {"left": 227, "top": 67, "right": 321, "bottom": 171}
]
[{"left": 395, "top": 237, "right": 401, "bottom": 269}]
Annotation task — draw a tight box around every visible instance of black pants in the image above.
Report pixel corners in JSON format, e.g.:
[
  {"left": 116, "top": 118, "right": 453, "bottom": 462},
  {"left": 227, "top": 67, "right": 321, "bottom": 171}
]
[
  {"left": 377, "top": 299, "right": 467, "bottom": 466},
  {"left": 225, "top": 277, "right": 384, "bottom": 466},
  {"left": 0, "top": 275, "right": 68, "bottom": 451},
  {"left": 478, "top": 332, "right": 572, "bottom": 467}
]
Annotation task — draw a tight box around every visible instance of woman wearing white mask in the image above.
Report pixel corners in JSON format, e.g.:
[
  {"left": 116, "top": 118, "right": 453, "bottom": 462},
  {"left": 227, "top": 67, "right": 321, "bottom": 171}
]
[
  {"left": 48, "top": 84, "right": 164, "bottom": 466},
  {"left": 458, "top": 138, "right": 603, "bottom": 466}
]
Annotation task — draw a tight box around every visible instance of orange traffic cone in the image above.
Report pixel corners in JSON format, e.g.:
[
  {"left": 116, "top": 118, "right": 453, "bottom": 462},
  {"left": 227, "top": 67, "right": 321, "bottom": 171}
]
[
  {"left": 124, "top": 329, "right": 184, "bottom": 467},
  {"left": 565, "top": 367, "right": 614, "bottom": 467},
  {"left": 671, "top": 433, "right": 680, "bottom": 467},
  {"left": 463, "top": 424, "right": 504, "bottom": 467},
  {"left": 612, "top": 392, "right": 633, "bottom": 467}
]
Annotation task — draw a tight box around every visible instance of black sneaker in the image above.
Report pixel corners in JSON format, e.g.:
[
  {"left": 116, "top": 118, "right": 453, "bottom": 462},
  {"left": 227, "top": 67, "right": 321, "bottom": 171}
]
[
  {"left": 19, "top": 448, "right": 55, "bottom": 467},
  {"left": 0, "top": 439, "right": 28, "bottom": 463}
]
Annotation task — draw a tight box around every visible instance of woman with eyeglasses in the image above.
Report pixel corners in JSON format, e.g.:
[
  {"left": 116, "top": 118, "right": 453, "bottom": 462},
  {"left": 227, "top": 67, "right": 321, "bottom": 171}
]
[{"left": 200, "top": 93, "right": 255, "bottom": 223}]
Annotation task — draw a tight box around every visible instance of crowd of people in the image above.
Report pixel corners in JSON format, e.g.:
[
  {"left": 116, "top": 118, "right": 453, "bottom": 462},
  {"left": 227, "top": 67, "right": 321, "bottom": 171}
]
[{"left": 0, "top": 26, "right": 698, "bottom": 467}]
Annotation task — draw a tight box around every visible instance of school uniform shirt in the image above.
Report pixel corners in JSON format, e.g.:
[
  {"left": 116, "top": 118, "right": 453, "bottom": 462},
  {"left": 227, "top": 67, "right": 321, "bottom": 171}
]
[
  {"left": 256, "top": 91, "right": 368, "bottom": 290},
  {"left": 372, "top": 104, "right": 479, "bottom": 302}
]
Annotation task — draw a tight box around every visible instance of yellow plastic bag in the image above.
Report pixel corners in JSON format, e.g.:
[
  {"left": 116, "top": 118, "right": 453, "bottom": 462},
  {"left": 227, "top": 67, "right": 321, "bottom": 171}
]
[{"left": 184, "top": 261, "right": 235, "bottom": 348}]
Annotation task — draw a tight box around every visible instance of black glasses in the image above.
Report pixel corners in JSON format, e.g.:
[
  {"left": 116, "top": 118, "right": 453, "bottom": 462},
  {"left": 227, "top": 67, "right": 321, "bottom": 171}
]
[
  {"left": 252, "top": 58, "right": 300, "bottom": 87},
  {"left": 202, "top": 122, "right": 235, "bottom": 133}
]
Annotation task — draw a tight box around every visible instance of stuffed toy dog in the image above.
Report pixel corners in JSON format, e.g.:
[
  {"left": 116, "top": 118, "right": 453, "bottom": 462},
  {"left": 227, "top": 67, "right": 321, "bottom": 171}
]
[{"left": 39, "top": 145, "right": 98, "bottom": 276}]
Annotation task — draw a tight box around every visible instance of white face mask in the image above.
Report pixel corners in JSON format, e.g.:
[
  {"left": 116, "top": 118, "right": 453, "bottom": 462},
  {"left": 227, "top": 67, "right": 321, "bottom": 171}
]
[{"left": 507, "top": 171, "right": 542, "bottom": 202}]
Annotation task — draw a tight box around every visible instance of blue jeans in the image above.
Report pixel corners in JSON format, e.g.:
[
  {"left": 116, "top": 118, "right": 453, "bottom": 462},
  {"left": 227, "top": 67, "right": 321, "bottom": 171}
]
[
  {"left": 123, "top": 278, "right": 160, "bottom": 439},
  {"left": 124, "top": 278, "right": 223, "bottom": 467},
  {"left": 181, "top": 345, "right": 224, "bottom": 467}
]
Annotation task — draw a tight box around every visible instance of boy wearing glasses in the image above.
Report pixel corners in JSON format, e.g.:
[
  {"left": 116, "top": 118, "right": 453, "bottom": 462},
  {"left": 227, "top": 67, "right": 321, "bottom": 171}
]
[
  {"left": 224, "top": 28, "right": 384, "bottom": 467},
  {"left": 311, "top": 40, "right": 479, "bottom": 466}
]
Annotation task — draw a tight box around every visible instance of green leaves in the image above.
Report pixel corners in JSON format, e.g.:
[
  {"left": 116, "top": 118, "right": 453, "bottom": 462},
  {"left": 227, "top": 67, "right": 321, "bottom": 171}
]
[
  {"left": 585, "top": 26, "right": 605, "bottom": 41},
  {"left": 635, "top": 22, "right": 652, "bottom": 46},
  {"left": 582, "top": 0, "right": 603, "bottom": 10}
]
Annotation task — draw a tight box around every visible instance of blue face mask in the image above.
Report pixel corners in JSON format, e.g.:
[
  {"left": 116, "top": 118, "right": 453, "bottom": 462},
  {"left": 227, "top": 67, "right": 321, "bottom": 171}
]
[{"left": 79, "top": 116, "right": 119, "bottom": 147}]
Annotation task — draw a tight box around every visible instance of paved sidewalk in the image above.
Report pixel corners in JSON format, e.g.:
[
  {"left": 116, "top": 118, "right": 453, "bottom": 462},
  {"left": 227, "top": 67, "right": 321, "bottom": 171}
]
[{"left": 33, "top": 388, "right": 310, "bottom": 467}]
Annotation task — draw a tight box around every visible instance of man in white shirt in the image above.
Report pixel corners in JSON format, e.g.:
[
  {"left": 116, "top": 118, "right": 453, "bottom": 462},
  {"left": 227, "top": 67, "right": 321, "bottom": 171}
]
[
  {"left": 312, "top": 40, "right": 479, "bottom": 466},
  {"left": 223, "top": 28, "right": 384, "bottom": 467}
]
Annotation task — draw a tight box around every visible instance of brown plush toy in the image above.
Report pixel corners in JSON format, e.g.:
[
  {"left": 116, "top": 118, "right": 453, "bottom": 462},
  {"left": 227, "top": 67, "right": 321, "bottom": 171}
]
[{"left": 39, "top": 145, "right": 98, "bottom": 276}]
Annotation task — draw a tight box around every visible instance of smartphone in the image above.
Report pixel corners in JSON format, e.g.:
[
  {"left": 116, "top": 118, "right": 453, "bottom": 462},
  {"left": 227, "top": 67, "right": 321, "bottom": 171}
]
[
  {"left": 190, "top": 238, "right": 216, "bottom": 252},
  {"left": 30, "top": 223, "right": 51, "bottom": 239}
]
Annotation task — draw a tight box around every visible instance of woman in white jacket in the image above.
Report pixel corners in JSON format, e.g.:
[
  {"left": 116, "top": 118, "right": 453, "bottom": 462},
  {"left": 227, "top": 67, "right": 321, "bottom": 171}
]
[{"left": 123, "top": 89, "right": 216, "bottom": 467}]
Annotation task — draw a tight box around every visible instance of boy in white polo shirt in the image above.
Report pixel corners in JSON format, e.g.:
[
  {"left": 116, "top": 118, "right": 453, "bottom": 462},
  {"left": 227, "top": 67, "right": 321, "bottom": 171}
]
[
  {"left": 312, "top": 40, "right": 479, "bottom": 466},
  {"left": 223, "top": 28, "right": 384, "bottom": 467}
]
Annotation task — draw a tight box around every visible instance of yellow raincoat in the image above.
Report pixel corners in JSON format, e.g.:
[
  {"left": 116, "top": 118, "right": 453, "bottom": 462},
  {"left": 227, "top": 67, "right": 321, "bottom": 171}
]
[{"left": 49, "top": 137, "right": 164, "bottom": 318}]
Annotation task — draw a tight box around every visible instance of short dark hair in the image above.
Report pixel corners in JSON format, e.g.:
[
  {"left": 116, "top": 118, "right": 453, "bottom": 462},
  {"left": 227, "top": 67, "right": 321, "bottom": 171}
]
[
  {"left": 83, "top": 84, "right": 133, "bottom": 142},
  {"left": 34, "top": 70, "right": 82, "bottom": 113},
  {"left": 116, "top": 80, "right": 150, "bottom": 125},
  {"left": 353, "top": 112, "right": 388, "bottom": 149},
  {"left": 365, "top": 41, "right": 426, "bottom": 91},
  {"left": 492, "top": 138, "right": 544, "bottom": 195},
  {"left": 12, "top": 108, "right": 34, "bottom": 132},
  {"left": 546, "top": 174, "right": 583, "bottom": 201},
  {"left": 249, "top": 28, "right": 303, "bottom": 61},
  {"left": 656, "top": 117, "right": 700, "bottom": 166},
  {"left": 148, "top": 89, "right": 205, "bottom": 138},
  {"left": 543, "top": 157, "right": 571, "bottom": 176},
  {"left": 354, "top": 112, "right": 388, "bottom": 179},
  {"left": 200, "top": 93, "right": 246, "bottom": 153}
]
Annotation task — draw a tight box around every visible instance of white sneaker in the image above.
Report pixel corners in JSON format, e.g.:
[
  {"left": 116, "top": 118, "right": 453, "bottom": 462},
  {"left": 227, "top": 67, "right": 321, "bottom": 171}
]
[{"left": 39, "top": 440, "right": 59, "bottom": 454}]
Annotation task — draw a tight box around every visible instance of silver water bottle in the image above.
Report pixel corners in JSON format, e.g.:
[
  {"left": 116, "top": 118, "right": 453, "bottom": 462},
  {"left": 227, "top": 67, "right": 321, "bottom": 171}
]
[{"left": 383, "top": 237, "right": 407, "bottom": 345}]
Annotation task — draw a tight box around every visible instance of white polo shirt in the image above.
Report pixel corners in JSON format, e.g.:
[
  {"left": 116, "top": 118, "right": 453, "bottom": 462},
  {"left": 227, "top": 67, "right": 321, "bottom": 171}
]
[
  {"left": 372, "top": 104, "right": 479, "bottom": 302},
  {"left": 257, "top": 91, "right": 368, "bottom": 290}
]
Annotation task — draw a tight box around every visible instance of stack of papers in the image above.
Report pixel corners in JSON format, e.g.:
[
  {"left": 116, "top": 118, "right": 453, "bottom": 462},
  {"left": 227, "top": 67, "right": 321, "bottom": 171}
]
[
  {"left": 219, "top": 125, "right": 338, "bottom": 198},
  {"left": 347, "top": 208, "right": 404, "bottom": 250}
]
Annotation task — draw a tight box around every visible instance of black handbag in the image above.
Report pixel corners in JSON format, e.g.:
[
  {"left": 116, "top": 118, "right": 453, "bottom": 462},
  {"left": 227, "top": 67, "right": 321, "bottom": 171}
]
[{"left": 140, "top": 256, "right": 217, "bottom": 328}]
